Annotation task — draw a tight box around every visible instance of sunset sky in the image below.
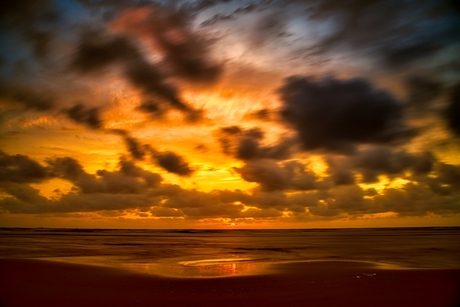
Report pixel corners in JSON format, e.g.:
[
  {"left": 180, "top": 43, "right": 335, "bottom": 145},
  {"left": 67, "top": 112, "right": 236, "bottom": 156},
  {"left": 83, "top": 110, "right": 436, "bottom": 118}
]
[{"left": 1, "top": 0, "right": 459, "bottom": 228}]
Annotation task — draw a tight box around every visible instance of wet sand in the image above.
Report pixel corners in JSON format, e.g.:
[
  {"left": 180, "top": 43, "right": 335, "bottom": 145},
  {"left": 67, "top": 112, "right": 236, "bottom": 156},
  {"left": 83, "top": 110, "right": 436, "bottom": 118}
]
[{"left": 0, "top": 259, "right": 459, "bottom": 307}]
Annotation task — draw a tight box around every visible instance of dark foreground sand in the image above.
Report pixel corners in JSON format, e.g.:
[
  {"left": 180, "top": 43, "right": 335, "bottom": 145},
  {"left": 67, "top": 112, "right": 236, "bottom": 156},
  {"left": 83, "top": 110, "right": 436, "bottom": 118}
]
[{"left": 0, "top": 259, "right": 459, "bottom": 307}]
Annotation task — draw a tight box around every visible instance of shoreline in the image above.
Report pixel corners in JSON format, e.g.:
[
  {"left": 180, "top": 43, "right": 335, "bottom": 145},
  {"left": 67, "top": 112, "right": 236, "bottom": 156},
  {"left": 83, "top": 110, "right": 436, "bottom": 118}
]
[
  {"left": 1, "top": 259, "right": 459, "bottom": 307},
  {"left": 30, "top": 256, "right": 412, "bottom": 279}
]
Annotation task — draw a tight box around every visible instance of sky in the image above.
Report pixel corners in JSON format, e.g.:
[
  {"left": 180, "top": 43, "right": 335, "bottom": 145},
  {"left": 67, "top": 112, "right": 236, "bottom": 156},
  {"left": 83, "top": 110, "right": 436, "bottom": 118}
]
[{"left": 0, "top": 0, "right": 459, "bottom": 229}]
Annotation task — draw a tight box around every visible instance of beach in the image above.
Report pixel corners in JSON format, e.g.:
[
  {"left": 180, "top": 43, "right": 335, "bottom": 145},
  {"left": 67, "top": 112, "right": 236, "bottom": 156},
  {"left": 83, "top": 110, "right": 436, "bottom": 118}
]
[
  {"left": 1, "top": 228, "right": 459, "bottom": 306},
  {"left": 1, "top": 259, "right": 459, "bottom": 307}
]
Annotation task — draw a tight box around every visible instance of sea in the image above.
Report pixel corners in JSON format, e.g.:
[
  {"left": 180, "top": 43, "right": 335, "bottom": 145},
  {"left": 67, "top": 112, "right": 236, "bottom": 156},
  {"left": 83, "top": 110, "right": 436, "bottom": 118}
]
[{"left": 1, "top": 227, "right": 459, "bottom": 277}]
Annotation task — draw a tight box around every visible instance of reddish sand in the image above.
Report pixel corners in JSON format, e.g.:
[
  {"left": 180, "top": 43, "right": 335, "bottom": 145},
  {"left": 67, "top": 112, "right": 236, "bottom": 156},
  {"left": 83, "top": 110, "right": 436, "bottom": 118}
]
[{"left": 0, "top": 259, "right": 458, "bottom": 307}]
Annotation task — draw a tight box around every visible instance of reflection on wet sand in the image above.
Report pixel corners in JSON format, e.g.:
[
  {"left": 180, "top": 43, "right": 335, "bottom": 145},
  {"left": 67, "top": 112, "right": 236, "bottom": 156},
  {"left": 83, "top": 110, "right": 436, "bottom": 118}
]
[
  {"left": 41, "top": 256, "right": 276, "bottom": 278},
  {"left": 40, "top": 256, "right": 407, "bottom": 278},
  {"left": 124, "top": 258, "right": 274, "bottom": 278}
]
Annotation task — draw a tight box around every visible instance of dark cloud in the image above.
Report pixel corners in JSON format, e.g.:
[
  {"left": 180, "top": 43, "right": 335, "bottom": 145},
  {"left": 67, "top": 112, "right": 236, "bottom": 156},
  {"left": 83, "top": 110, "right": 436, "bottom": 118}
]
[
  {"left": 14, "top": 90, "right": 55, "bottom": 111},
  {"left": 354, "top": 147, "right": 416, "bottom": 183},
  {"left": 325, "top": 156, "right": 355, "bottom": 185},
  {"left": 75, "top": 0, "right": 130, "bottom": 8},
  {"left": 330, "top": 170, "right": 355, "bottom": 186},
  {"left": 279, "top": 76, "right": 412, "bottom": 153},
  {"left": 0, "top": 0, "right": 59, "bottom": 63},
  {"left": 326, "top": 147, "right": 434, "bottom": 184},
  {"left": 0, "top": 154, "right": 166, "bottom": 213},
  {"left": 112, "top": 5, "right": 222, "bottom": 83},
  {"left": 445, "top": 83, "right": 460, "bottom": 136},
  {"left": 235, "top": 159, "right": 318, "bottom": 191},
  {"left": 217, "top": 126, "right": 294, "bottom": 160},
  {"left": 161, "top": 189, "right": 246, "bottom": 218},
  {"left": 123, "top": 57, "right": 191, "bottom": 112},
  {"left": 200, "top": 3, "right": 259, "bottom": 27},
  {"left": 71, "top": 32, "right": 142, "bottom": 73},
  {"left": 245, "top": 109, "right": 273, "bottom": 121},
  {"left": 411, "top": 152, "right": 435, "bottom": 175},
  {"left": 0, "top": 1, "right": 56, "bottom": 26},
  {"left": 153, "top": 151, "right": 194, "bottom": 177},
  {"left": 71, "top": 31, "right": 192, "bottom": 114},
  {"left": 46, "top": 157, "right": 113, "bottom": 194},
  {"left": 110, "top": 129, "right": 195, "bottom": 176},
  {"left": 0, "top": 151, "right": 48, "bottom": 183},
  {"left": 374, "top": 180, "right": 460, "bottom": 217},
  {"left": 0, "top": 84, "right": 103, "bottom": 133},
  {"left": 0, "top": 155, "right": 201, "bottom": 215},
  {"left": 302, "top": 168, "right": 460, "bottom": 217},
  {"left": 0, "top": 182, "right": 153, "bottom": 214},
  {"left": 0, "top": 85, "right": 55, "bottom": 111},
  {"left": 309, "top": 185, "right": 370, "bottom": 216},
  {"left": 24, "top": 29, "right": 53, "bottom": 59},
  {"left": 111, "top": 129, "right": 148, "bottom": 160},
  {"left": 93, "top": 169, "right": 159, "bottom": 194},
  {"left": 218, "top": 126, "right": 262, "bottom": 159},
  {"left": 306, "top": 0, "right": 460, "bottom": 68},
  {"left": 118, "top": 158, "right": 162, "bottom": 187},
  {"left": 382, "top": 43, "right": 443, "bottom": 68},
  {"left": 136, "top": 100, "right": 165, "bottom": 118},
  {"left": 47, "top": 156, "right": 162, "bottom": 194},
  {"left": 194, "top": 144, "right": 208, "bottom": 153},
  {"left": 405, "top": 75, "right": 443, "bottom": 106},
  {"left": 0, "top": 84, "right": 106, "bottom": 130},
  {"left": 436, "top": 162, "right": 460, "bottom": 189},
  {"left": 237, "top": 135, "right": 264, "bottom": 160},
  {"left": 0, "top": 183, "right": 53, "bottom": 213},
  {"left": 46, "top": 157, "right": 87, "bottom": 182},
  {"left": 200, "top": 12, "right": 237, "bottom": 27},
  {"left": 63, "top": 103, "right": 103, "bottom": 129},
  {"left": 46, "top": 156, "right": 87, "bottom": 182},
  {"left": 250, "top": 10, "right": 289, "bottom": 48}
]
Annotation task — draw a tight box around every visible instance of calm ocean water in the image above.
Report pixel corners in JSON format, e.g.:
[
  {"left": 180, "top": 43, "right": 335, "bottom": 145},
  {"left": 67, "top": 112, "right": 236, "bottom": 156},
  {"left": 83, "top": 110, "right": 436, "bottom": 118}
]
[{"left": 1, "top": 227, "right": 459, "bottom": 277}]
